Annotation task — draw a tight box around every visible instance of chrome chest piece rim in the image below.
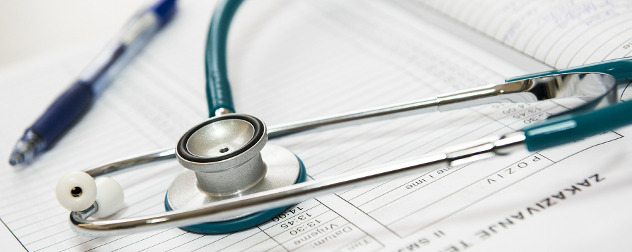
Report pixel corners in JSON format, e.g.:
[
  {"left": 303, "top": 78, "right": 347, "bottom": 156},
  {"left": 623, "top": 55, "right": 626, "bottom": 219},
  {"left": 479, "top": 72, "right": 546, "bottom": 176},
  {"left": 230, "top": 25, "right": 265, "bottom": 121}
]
[{"left": 168, "top": 114, "right": 306, "bottom": 234}]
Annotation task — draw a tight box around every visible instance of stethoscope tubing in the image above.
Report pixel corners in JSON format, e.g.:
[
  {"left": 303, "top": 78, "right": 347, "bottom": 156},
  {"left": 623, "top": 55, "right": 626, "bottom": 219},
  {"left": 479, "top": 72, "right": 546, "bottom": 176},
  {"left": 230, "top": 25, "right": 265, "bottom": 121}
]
[
  {"left": 64, "top": 0, "right": 631, "bottom": 236},
  {"left": 71, "top": 96, "right": 632, "bottom": 236},
  {"left": 205, "top": 0, "right": 244, "bottom": 116},
  {"left": 70, "top": 73, "right": 625, "bottom": 236}
]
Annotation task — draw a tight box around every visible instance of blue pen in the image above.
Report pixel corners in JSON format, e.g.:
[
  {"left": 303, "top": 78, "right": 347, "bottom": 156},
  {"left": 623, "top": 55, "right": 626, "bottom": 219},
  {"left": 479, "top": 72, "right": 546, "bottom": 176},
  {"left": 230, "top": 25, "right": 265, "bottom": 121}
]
[{"left": 9, "top": 0, "right": 177, "bottom": 166}]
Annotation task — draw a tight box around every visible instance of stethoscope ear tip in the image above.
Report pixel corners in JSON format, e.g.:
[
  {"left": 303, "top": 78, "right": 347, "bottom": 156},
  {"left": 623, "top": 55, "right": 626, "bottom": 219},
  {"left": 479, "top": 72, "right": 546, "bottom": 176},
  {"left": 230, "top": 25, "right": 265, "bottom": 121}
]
[
  {"left": 56, "top": 171, "right": 125, "bottom": 218},
  {"left": 57, "top": 171, "right": 97, "bottom": 212}
]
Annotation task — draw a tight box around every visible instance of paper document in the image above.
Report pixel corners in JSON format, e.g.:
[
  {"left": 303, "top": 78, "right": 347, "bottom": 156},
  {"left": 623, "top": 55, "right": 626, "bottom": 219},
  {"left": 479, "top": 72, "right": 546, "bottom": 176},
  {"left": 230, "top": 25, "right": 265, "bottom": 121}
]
[{"left": 2, "top": 0, "right": 632, "bottom": 251}]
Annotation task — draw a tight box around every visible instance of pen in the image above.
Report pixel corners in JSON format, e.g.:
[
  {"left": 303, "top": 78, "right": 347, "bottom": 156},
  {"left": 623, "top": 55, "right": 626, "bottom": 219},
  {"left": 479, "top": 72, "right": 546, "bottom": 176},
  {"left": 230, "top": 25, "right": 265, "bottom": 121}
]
[{"left": 9, "top": 0, "right": 177, "bottom": 166}]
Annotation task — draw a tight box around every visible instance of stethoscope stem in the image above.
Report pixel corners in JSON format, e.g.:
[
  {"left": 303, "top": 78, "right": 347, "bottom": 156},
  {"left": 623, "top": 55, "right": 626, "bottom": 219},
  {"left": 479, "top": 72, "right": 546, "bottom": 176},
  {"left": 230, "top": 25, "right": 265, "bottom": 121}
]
[
  {"left": 84, "top": 149, "right": 175, "bottom": 177},
  {"left": 70, "top": 131, "right": 525, "bottom": 236}
]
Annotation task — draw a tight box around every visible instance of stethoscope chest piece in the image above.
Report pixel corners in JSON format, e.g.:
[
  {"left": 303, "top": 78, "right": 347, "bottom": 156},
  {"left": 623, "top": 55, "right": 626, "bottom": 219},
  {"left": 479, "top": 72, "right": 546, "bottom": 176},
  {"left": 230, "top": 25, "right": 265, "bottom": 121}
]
[{"left": 168, "top": 114, "right": 306, "bottom": 234}]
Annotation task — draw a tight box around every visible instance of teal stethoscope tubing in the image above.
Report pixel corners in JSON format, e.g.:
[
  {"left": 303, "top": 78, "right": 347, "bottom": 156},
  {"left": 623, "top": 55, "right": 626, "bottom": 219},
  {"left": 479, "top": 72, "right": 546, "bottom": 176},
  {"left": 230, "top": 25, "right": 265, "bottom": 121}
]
[
  {"left": 205, "top": 0, "right": 632, "bottom": 151},
  {"left": 524, "top": 99, "right": 632, "bottom": 151},
  {"left": 205, "top": 0, "right": 243, "bottom": 116}
]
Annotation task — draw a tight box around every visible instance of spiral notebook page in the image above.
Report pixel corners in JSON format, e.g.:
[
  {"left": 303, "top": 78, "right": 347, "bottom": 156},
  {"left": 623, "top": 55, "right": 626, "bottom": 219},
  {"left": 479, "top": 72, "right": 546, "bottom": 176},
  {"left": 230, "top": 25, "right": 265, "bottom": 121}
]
[
  {"left": 417, "top": 0, "right": 632, "bottom": 68},
  {"left": 2, "top": 0, "right": 632, "bottom": 251}
]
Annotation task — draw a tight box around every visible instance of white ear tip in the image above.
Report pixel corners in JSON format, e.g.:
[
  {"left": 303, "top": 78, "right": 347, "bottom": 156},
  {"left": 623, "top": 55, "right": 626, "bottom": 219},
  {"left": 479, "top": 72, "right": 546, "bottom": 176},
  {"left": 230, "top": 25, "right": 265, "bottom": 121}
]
[
  {"left": 56, "top": 171, "right": 97, "bottom": 211},
  {"left": 92, "top": 177, "right": 124, "bottom": 218}
]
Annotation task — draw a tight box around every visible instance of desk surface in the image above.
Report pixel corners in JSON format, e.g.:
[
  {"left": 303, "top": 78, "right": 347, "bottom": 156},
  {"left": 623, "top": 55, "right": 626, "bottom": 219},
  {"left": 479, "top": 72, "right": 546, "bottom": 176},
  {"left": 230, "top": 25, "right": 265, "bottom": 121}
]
[{"left": 0, "top": 0, "right": 146, "bottom": 67}]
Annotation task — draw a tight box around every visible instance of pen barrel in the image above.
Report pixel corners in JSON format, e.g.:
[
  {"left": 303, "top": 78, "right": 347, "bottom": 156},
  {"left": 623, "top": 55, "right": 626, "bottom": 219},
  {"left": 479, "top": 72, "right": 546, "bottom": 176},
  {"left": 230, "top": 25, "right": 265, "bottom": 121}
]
[
  {"left": 31, "top": 82, "right": 94, "bottom": 147},
  {"left": 80, "top": 12, "right": 161, "bottom": 96},
  {"left": 523, "top": 100, "right": 632, "bottom": 151}
]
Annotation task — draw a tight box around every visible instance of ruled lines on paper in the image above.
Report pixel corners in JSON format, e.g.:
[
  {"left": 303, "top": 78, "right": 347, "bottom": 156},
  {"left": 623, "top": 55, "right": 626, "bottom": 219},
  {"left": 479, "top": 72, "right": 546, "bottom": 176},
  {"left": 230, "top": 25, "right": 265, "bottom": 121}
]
[
  {"left": 420, "top": 0, "right": 632, "bottom": 68},
  {"left": 2, "top": 0, "right": 631, "bottom": 251}
]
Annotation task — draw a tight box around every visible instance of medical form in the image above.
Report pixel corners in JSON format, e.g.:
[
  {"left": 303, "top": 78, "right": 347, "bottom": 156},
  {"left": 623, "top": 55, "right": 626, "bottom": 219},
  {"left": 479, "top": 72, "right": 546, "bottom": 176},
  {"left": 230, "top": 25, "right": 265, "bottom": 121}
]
[{"left": 1, "top": 0, "right": 632, "bottom": 251}]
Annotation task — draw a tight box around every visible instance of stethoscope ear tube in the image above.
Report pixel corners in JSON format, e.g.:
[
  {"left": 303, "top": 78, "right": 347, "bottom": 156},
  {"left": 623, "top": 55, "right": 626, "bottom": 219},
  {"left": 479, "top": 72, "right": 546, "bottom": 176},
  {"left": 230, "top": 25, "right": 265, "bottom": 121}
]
[
  {"left": 68, "top": 131, "right": 527, "bottom": 236},
  {"left": 72, "top": 99, "right": 632, "bottom": 236},
  {"left": 62, "top": 72, "right": 622, "bottom": 236}
]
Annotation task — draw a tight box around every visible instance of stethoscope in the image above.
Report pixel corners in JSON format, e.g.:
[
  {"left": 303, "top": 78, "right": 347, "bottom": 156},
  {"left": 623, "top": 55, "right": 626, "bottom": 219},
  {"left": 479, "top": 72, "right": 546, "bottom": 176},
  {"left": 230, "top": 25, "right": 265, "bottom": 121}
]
[{"left": 55, "top": 0, "right": 632, "bottom": 236}]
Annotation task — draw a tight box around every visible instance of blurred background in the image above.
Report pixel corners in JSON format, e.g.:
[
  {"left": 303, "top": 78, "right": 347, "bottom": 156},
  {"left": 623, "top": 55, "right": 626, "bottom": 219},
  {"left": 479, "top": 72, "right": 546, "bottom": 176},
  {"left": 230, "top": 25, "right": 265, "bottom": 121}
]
[{"left": 0, "top": 0, "right": 147, "bottom": 67}]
